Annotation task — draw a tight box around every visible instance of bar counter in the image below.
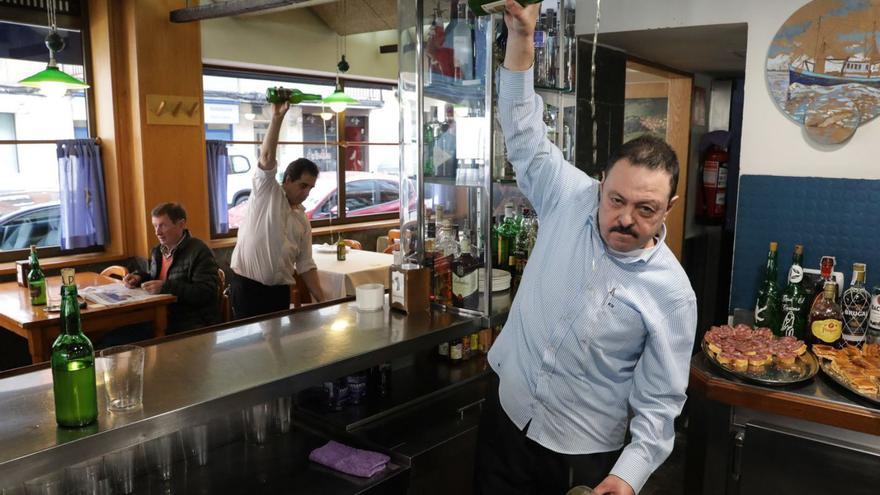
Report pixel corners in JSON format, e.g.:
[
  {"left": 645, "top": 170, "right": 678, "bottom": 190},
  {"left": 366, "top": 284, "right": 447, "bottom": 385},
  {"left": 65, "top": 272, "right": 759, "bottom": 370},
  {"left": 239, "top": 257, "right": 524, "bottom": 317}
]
[
  {"left": 686, "top": 353, "right": 880, "bottom": 495},
  {"left": 0, "top": 297, "right": 483, "bottom": 487}
]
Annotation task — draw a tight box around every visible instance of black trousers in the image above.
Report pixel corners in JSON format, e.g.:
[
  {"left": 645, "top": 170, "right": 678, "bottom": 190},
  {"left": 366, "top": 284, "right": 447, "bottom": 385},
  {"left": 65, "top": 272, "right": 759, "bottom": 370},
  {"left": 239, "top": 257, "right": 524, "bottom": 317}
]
[
  {"left": 475, "top": 373, "right": 621, "bottom": 495},
  {"left": 229, "top": 272, "right": 290, "bottom": 319}
]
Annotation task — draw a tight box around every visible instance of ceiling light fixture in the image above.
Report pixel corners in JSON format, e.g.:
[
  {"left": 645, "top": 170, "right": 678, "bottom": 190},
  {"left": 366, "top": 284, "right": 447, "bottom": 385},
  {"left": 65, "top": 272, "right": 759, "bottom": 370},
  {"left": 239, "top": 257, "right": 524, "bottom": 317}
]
[{"left": 18, "top": 0, "right": 89, "bottom": 97}]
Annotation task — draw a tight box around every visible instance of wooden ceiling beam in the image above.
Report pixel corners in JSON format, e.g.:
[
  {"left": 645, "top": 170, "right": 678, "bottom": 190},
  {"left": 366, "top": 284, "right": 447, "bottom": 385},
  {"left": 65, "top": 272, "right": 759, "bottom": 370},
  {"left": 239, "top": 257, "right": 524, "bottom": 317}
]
[{"left": 169, "top": 0, "right": 326, "bottom": 23}]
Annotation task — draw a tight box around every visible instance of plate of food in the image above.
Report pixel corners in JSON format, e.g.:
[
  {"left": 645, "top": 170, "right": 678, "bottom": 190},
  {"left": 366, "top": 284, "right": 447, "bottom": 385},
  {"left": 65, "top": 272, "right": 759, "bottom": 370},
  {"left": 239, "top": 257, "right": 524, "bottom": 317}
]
[
  {"left": 813, "top": 343, "right": 880, "bottom": 406},
  {"left": 702, "top": 324, "right": 818, "bottom": 386}
]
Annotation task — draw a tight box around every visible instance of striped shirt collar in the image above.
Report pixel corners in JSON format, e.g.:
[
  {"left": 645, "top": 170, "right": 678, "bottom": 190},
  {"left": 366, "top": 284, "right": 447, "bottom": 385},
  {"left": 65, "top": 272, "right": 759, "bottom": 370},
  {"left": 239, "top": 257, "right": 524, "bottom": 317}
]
[{"left": 160, "top": 230, "right": 189, "bottom": 259}]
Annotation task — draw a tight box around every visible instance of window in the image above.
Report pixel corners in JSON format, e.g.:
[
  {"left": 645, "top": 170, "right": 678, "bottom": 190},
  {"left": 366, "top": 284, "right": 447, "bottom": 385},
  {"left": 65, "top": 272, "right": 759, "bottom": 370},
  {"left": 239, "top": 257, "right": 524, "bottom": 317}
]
[
  {"left": 202, "top": 67, "right": 400, "bottom": 235},
  {"left": 0, "top": 18, "right": 92, "bottom": 258}
]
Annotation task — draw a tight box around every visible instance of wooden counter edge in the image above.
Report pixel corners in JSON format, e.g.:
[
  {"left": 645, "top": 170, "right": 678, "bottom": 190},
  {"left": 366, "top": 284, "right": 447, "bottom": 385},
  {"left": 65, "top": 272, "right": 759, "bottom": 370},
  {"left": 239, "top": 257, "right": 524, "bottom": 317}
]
[{"left": 689, "top": 365, "right": 880, "bottom": 436}]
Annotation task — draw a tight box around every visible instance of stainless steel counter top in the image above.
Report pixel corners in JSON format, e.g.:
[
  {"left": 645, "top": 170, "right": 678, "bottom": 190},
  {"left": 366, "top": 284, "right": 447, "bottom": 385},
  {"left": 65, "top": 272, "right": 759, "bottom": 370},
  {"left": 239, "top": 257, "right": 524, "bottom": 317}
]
[{"left": 0, "top": 298, "right": 480, "bottom": 485}]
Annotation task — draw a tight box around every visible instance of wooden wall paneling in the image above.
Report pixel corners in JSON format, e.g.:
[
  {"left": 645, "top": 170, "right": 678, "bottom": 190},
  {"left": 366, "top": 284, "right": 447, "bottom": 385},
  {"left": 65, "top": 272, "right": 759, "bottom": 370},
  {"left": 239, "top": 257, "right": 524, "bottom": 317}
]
[
  {"left": 127, "top": 0, "right": 208, "bottom": 255},
  {"left": 87, "top": 0, "right": 133, "bottom": 259},
  {"left": 664, "top": 77, "right": 693, "bottom": 262}
]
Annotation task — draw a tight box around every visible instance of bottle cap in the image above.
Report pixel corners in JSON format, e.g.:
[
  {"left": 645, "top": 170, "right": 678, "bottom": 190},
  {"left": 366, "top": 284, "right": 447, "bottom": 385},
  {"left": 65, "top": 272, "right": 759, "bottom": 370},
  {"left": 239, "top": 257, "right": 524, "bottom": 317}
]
[
  {"left": 794, "top": 244, "right": 803, "bottom": 255},
  {"left": 769, "top": 241, "right": 777, "bottom": 251},
  {"left": 854, "top": 262, "right": 866, "bottom": 272}
]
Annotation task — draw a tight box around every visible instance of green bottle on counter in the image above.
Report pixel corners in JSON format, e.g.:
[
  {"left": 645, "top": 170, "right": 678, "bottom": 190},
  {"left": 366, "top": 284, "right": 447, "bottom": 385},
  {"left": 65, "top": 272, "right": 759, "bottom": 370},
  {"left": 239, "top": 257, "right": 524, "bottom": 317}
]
[
  {"left": 754, "top": 241, "right": 782, "bottom": 334},
  {"left": 51, "top": 268, "right": 98, "bottom": 428},
  {"left": 27, "top": 245, "right": 47, "bottom": 306},
  {"left": 778, "top": 244, "right": 807, "bottom": 338}
]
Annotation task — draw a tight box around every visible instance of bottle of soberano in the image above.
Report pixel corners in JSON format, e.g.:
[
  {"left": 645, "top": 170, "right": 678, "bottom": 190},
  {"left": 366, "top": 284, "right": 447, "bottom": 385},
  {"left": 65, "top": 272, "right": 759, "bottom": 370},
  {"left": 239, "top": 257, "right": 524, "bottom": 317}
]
[
  {"left": 51, "top": 268, "right": 98, "bottom": 427},
  {"left": 265, "top": 87, "right": 323, "bottom": 104},
  {"left": 28, "top": 244, "right": 47, "bottom": 306},
  {"left": 469, "top": 0, "right": 542, "bottom": 16}
]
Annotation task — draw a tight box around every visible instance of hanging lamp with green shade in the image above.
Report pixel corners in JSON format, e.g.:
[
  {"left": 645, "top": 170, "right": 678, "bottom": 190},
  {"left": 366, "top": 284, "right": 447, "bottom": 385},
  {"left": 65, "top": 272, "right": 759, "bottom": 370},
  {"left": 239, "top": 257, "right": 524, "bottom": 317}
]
[
  {"left": 19, "top": 0, "right": 89, "bottom": 98},
  {"left": 325, "top": 4, "right": 358, "bottom": 113}
]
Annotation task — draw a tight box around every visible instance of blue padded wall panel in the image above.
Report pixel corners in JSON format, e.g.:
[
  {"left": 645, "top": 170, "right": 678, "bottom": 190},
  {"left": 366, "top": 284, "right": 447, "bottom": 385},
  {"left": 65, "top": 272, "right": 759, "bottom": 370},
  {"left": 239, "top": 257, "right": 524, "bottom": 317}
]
[{"left": 730, "top": 175, "right": 880, "bottom": 312}]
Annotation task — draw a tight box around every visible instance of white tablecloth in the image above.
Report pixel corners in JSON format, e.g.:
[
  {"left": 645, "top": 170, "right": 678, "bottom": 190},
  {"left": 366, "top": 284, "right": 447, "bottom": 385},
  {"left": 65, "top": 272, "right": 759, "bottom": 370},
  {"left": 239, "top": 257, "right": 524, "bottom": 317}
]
[{"left": 312, "top": 245, "right": 394, "bottom": 300}]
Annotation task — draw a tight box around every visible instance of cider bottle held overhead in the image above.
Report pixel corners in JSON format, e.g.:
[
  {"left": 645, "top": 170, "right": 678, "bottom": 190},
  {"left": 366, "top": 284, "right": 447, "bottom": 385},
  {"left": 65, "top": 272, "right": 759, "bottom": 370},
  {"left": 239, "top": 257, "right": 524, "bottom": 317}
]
[
  {"left": 27, "top": 244, "right": 47, "bottom": 306},
  {"left": 754, "top": 241, "right": 782, "bottom": 334},
  {"left": 51, "top": 268, "right": 98, "bottom": 427},
  {"left": 809, "top": 282, "right": 844, "bottom": 349},
  {"left": 265, "top": 87, "right": 323, "bottom": 104}
]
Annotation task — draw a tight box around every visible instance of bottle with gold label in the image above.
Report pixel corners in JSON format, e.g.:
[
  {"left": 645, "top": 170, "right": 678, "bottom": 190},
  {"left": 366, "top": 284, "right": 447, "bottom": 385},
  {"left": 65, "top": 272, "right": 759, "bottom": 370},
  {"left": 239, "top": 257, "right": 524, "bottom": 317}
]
[
  {"left": 809, "top": 281, "right": 844, "bottom": 348},
  {"left": 336, "top": 236, "right": 347, "bottom": 261}
]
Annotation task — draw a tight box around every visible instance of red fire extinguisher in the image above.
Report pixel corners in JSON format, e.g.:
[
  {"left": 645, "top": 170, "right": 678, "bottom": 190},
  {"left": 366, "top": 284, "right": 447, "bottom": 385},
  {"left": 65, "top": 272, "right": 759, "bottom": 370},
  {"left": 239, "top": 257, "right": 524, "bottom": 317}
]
[{"left": 698, "top": 145, "right": 728, "bottom": 223}]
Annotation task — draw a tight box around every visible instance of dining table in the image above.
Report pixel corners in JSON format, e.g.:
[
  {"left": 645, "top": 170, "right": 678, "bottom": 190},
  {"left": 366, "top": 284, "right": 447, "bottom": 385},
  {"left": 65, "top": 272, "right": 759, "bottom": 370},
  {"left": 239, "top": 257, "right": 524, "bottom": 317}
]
[
  {"left": 0, "top": 272, "right": 176, "bottom": 364},
  {"left": 312, "top": 245, "right": 394, "bottom": 300}
]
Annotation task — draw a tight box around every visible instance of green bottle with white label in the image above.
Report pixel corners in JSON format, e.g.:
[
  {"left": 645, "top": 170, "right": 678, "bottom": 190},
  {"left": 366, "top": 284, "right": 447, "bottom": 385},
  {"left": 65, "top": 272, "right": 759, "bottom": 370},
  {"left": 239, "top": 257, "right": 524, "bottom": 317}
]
[
  {"left": 27, "top": 245, "right": 47, "bottom": 306},
  {"left": 778, "top": 244, "right": 807, "bottom": 339}
]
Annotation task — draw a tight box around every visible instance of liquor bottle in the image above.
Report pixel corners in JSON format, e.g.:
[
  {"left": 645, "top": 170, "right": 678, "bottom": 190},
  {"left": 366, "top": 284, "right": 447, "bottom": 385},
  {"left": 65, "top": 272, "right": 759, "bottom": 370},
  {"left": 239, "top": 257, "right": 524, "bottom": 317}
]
[
  {"left": 841, "top": 263, "right": 870, "bottom": 347},
  {"left": 434, "top": 220, "right": 460, "bottom": 307},
  {"left": 811, "top": 256, "right": 836, "bottom": 307},
  {"left": 866, "top": 287, "right": 880, "bottom": 344},
  {"left": 452, "top": 2, "right": 474, "bottom": 81},
  {"left": 494, "top": 204, "right": 516, "bottom": 271},
  {"left": 336, "top": 236, "right": 347, "bottom": 261},
  {"left": 754, "top": 241, "right": 782, "bottom": 334},
  {"left": 469, "top": 0, "right": 543, "bottom": 16},
  {"left": 28, "top": 245, "right": 47, "bottom": 306},
  {"left": 470, "top": 332, "right": 479, "bottom": 358},
  {"left": 435, "top": 104, "right": 457, "bottom": 178},
  {"left": 778, "top": 244, "right": 807, "bottom": 338},
  {"left": 543, "top": 9, "right": 558, "bottom": 87},
  {"left": 51, "top": 268, "right": 97, "bottom": 427},
  {"left": 450, "top": 338, "right": 463, "bottom": 362},
  {"left": 809, "top": 281, "right": 844, "bottom": 348},
  {"left": 511, "top": 229, "right": 528, "bottom": 295},
  {"left": 452, "top": 231, "right": 480, "bottom": 309},
  {"left": 461, "top": 333, "right": 472, "bottom": 360},
  {"left": 265, "top": 87, "right": 322, "bottom": 104},
  {"left": 423, "top": 109, "right": 437, "bottom": 176},
  {"left": 533, "top": 13, "right": 547, "bottom": 86}
]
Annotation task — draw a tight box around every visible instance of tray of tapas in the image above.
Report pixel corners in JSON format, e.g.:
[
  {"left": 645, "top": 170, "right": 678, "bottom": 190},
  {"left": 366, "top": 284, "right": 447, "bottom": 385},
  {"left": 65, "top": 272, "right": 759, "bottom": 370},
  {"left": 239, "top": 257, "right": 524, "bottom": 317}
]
[
  {"left": 702, "top": 324, "right": 818, "bottom": 386},
  {"left": 813, "top": 343, "right": 880, "bottom": 406}
]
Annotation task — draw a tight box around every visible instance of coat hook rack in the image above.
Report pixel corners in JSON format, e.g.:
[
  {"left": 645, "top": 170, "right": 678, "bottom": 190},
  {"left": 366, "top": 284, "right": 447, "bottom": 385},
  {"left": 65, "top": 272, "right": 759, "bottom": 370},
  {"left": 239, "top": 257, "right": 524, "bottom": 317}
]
[{"left": 146, "top": 94, "right": 201, "bottom": 126}]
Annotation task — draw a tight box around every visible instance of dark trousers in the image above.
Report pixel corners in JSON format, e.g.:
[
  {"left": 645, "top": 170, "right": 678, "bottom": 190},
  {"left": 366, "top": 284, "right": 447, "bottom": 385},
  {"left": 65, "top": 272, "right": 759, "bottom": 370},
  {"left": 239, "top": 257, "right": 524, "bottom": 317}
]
[
  {"left": 229, "top": 272, "right": 290, "bottom": 320},
  {"left": 475, "top": 373, "right": 620, "bottom": 495}
]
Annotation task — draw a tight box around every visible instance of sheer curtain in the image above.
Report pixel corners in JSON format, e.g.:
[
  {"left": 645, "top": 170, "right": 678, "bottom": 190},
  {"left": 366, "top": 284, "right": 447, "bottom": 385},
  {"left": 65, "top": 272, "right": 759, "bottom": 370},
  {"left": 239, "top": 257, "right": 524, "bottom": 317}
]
[
  {"left": 57, "top": 139, "right": 109, "bottom": 249},
  {"left": 206, "top": 140, "right": 230, "bottom": 235}
]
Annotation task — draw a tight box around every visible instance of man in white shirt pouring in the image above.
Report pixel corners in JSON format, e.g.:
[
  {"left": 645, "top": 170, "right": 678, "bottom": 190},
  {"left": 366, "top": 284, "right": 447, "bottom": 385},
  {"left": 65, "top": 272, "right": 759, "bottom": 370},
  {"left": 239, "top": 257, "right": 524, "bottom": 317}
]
[{"left": 230, "top": 98, "right": 325, "bottom": 318}]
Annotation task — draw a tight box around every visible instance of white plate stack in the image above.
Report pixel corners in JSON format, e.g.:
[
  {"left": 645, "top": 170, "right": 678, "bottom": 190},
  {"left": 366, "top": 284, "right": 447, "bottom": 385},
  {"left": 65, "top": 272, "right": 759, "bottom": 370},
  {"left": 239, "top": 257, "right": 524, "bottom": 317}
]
[{"left": 478, "top": 268, "right": 512, "bottom": 293}]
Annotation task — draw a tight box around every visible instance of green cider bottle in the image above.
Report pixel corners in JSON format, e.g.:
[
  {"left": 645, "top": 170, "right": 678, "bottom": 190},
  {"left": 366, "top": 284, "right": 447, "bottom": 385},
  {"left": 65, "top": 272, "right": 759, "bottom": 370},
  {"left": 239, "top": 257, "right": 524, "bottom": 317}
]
[
  {"left": 51, "top": 268, "right": 98, "bottom": 428},
  {"left": 754, "top": 241, "right": 782, "bottom": 334},
  {"left": 265, "top": 87, "right": 323, "bottom": 104},
  {"left": 28, "top": 244, "right": 47, "bottom": 306},
  {"left": 778, "top": 244, "right": 808, "bottom": 338},
  {"left": 469, "top": 0, "right": 543, "bottom": 16}
]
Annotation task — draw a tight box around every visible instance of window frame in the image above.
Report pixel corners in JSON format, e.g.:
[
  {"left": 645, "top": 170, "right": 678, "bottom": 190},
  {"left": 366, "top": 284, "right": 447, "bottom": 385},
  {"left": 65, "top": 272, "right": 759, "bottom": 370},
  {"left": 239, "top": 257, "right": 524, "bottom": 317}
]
[
  {"left": 203, "top": 65, "right": 401, "bottom": 239},
  {"left": 0, "top": 2, "right": 99, "bottom": 263}
]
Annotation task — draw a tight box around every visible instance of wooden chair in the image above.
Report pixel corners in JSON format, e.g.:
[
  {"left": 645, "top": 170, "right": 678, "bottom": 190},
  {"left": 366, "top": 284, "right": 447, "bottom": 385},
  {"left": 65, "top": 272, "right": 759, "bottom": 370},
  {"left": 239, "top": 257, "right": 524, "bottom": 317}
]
[
  {"left": 376, "top": 235, "right": 390, "bottom": 253},
  {"left": 342, "top": 239, "right": 362, "bottom": 250},
  {"left": 388, "top": 229, "right": 400, "bottom": 243},
  {"left": 289, "top": 272, "right": 313, "bottom": 309},
  {"left": 218, "top": 268, "right": 231, "bottom": 322},
  {"left": 100, "top": 265, "right": 129, "bottom": 280}
]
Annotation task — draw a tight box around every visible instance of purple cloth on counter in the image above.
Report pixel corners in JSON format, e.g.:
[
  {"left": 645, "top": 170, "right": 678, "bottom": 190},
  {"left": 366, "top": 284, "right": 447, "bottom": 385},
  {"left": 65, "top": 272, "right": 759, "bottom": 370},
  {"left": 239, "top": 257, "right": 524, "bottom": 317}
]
[{"left": 308, "top": 440, "right": 390, "bottom": 478}]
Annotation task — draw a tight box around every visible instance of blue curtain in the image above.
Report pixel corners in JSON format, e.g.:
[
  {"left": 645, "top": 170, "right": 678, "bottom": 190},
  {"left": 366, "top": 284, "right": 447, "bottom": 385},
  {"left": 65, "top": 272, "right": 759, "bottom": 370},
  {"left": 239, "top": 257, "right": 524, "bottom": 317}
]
[
  {"left": 57, "top": 140, "right": 109, "bottom": 249},
  {"left": 206, "top": 140, "right": 229, "bottom": 235}
]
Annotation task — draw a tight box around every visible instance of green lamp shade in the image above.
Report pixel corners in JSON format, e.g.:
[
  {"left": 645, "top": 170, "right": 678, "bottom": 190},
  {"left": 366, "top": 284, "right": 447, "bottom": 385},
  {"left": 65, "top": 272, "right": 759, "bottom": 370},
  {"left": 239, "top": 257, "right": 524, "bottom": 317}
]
[
  {"left": 19, "top": 66, "right": 89, "bottom": 89},
  {"left": 323, "top": 89, "right": 358, "bottom": 113}
]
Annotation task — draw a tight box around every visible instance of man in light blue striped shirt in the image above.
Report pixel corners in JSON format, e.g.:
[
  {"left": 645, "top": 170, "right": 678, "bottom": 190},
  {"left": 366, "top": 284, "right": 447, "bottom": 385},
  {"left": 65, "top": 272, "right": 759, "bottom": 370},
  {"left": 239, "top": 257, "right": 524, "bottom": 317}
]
[{"left": 476, "top": 2, "right": 697, "bottom": 494}]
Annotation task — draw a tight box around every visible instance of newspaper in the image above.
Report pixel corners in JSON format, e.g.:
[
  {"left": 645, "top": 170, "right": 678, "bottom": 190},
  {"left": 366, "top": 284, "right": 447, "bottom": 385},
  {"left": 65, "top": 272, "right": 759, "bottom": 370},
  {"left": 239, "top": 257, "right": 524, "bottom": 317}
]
[{"left": 79, "top": 284, "right": 158, "bottom": 306}]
